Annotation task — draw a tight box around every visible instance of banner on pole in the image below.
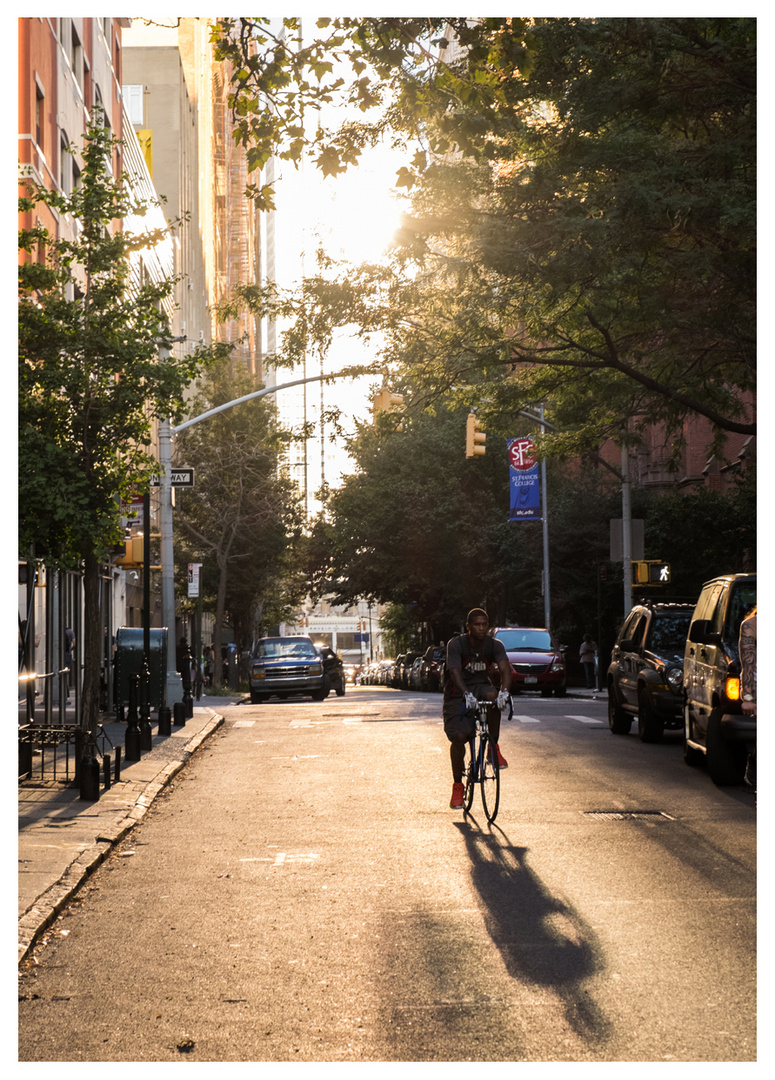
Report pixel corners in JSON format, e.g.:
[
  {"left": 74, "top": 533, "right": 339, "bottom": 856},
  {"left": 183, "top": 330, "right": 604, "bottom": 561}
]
[{"left": 508, "top": 437, "right": 541, "bottom": 522}]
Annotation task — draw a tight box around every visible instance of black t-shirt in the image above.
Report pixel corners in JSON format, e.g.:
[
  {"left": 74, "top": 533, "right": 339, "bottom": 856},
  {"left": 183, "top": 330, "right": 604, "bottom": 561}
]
[{"left": 444, "top": 634, "right": 507, "bottom": 698}]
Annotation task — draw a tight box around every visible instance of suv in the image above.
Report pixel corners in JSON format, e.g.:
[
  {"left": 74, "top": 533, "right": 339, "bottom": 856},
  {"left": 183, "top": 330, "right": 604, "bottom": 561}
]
[
  {"left": 607, "top": 602, "right": 694, "bottom": 741},
  {"left": 249, "top": 636, "right": 326, "bottom": 703},
  {"left": 491, "top": 627, "right": 567, "bottom": 696},
  {"left": 683, "top": 573, "right": 756, "bottom": 785}
]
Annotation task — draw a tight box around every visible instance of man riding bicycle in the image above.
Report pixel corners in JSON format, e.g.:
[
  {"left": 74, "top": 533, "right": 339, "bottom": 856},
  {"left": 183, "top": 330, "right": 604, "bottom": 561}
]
[{"left": 443, "top": 608, "right": 512, "bottom": 809}]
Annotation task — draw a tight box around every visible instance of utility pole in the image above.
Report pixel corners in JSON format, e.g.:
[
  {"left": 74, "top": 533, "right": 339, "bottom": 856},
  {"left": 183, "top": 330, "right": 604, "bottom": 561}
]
[{"left": 157, "top": 365, "right": 368, "bottom": 705}]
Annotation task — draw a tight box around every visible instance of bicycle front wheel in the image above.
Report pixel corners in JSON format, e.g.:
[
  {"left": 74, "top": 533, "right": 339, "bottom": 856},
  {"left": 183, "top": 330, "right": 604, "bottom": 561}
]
[
  {"left": 480, "top": 734, "right": 500, "bottom": 822},
  {"left": 463, "top": 738, "right": 476, "bottom": 812}
]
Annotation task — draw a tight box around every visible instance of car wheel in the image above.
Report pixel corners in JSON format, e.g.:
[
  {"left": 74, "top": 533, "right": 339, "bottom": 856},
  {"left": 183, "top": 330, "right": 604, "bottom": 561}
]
[
  {"left": 637, "top": 688, "right": 665, "bottom": 743},
  {"left": 554, "top": 685, "right": 567, "bottom": 697},
  {"left": 706, "top": 707, "right": 747, "bottom": 785},
  {"left": 335, "top": 679, "right": 346, "bottom": 697},
  {"left": 540, "top": 687, "right": 552, "bottom": 698},
  {"left": 311, "top": 688, "right": 326, "bottom": 702},
  {"left": 608, "top": 688, "right": 632, "bottom": 735},
  {"left": 249, "top": 690, "right": 264, "bottom": 704}
]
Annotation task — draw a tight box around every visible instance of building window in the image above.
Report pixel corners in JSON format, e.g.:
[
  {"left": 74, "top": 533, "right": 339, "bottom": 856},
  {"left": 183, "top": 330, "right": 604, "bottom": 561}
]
[
  {"left": 35, "top": 84, "right": 44, "bottom": 153},
  {"left": 122, "top": 85, "right": 144, "bottom": 127},
  {"left": 60, "top": 130, "right": 70, "bottom": 194},
  {"left": 70, "top": 22, "right": 83, "bottom": 88}
]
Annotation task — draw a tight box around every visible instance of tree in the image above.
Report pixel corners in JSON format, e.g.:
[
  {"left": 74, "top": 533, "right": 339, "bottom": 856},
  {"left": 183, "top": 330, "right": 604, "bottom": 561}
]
[
  {"left": 216, "top": 17, "right": 755, "bottom": 455},
  {"left": 172, "top": 359, "right": 306, "bottom": 684},
  {"left": 19, "top": 113, "right": 210, "bottom": 739}
]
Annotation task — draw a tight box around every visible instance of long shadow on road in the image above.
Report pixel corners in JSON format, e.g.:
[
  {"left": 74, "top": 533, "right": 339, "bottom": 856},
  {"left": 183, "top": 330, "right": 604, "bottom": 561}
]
[{"left": 453, "top": 818, "right": 612, "bottom": 1043}]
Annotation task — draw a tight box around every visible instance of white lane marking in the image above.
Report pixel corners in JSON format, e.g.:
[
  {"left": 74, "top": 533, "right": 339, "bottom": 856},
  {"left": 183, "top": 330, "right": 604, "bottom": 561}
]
[
  {"left": 565, "top": 715, "right": 605, "bottom": 725},
  {"left": 232, "top": 720, "right": 256, "bottom": 727},
  {"left": 515, "top": 715, "right": 541, "bottom": 723}
]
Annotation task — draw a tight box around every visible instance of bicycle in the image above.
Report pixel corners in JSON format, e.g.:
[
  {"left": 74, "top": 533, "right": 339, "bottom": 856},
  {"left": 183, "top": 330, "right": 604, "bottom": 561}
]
[{"left": 462, "top": 697, "right": 512, "bottom": 822}]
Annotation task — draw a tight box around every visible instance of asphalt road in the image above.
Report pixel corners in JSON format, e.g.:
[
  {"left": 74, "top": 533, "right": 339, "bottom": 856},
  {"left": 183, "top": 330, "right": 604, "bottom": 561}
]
[{"left": 18, "top": 686, "right": 756, "bottom": 1062}]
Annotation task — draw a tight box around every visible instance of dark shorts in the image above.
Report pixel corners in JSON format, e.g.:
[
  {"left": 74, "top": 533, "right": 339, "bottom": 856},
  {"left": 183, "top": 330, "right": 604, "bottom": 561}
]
[{"left": 442, "top": 686, "right": 496, "bottom": 741}]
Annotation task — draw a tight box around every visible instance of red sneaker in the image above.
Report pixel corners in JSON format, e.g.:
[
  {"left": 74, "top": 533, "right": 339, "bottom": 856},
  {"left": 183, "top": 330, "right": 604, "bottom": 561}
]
[
  {"left": 449, "top": 782, "right": 465, "bottom": 809},
  {"left": 494, "top": 744, "right": 508, "bottom": 769}
]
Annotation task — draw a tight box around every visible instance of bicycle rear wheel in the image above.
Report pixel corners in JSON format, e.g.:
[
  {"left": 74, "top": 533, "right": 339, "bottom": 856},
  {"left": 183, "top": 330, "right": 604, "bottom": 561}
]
[
  {"left": 463, "top": 739, "right": 476, "bottom": 812},
  {"left": 480, "top": 734, "right": 500, "bottom": 822}
]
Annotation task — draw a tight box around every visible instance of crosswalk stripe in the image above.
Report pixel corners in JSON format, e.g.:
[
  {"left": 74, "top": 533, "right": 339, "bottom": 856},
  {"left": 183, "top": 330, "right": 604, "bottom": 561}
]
[{"left": 513, "top": 714, "right": 604, "bottom": 725}]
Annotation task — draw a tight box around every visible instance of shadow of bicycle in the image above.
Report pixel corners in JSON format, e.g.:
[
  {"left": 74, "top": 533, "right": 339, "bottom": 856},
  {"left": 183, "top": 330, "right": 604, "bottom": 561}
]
[{"left": 453, "top": 818, "right": 612, "bottom": 1041}]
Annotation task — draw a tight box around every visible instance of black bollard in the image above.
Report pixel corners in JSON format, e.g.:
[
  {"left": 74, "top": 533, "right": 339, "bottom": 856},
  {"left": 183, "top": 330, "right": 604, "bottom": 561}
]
[
  {"left": 158, "top": 705, "right": 171, "bottom": 736},
  {"left": 79, "top": 750, "right": 101, "bottom": 801},
  {"left": 173, "top": 700, "right": 186, "bottom": 727},
  {"left": 114, "top": 745, "right": 121, "bottom": 782},
  {"left": 103, "top": 754, "right": 111, "bottom": 791},
  {"left": 183, "top": 685, "right": 194, "bottom": 719},
  {"left": 125, "top": 675, "right": 142, "bottom": 761}
]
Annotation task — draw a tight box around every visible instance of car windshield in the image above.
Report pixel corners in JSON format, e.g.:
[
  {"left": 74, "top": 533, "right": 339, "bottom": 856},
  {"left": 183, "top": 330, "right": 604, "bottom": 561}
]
[
  {"left": 496, "top": 629, "right": 553, "bottom": 651},
  {"left": 648, "top": 615, "right": 691, "bottom": 656},
  {"left": 255, "top": 639, "right": 316, "bottom": 659}
]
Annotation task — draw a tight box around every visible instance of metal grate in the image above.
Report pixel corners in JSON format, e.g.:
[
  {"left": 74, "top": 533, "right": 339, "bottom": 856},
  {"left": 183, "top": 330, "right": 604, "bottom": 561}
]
[{"left": 582, "top": 810, "right": 675, "bottom": 820}]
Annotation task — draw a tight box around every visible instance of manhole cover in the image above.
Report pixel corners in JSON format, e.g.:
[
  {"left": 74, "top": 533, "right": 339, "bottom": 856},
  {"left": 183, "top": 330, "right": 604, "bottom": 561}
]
[{"left": 582, "top": 810, "right": 675, "bottom": 820}]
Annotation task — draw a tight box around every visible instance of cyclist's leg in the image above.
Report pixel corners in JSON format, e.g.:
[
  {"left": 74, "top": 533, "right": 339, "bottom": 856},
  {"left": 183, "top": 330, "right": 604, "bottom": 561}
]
[{"left": 443, "top": 698, "right": 476, "bottom": 805}]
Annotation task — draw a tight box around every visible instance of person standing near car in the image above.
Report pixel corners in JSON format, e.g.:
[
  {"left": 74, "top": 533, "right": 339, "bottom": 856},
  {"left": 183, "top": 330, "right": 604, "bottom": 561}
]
[
  {"left": 579, "top": 633, "right": 598, "bottom": 690},
  {"left": 739, "top": 605, "right": 756, "bottom": 789},
  {"left": 443, "top": 608, "right": 512, "bottom": 809}
]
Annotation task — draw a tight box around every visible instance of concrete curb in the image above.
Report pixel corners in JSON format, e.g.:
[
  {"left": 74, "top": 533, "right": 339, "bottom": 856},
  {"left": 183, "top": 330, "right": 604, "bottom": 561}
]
[{"left": 18, "top": 711, "right": 224, "bottom": 966}]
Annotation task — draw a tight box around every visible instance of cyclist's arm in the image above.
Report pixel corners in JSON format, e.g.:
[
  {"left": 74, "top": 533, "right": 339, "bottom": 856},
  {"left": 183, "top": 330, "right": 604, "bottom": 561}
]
[{"left": 496, "top": 656, "right": 512, "bottom": 694}]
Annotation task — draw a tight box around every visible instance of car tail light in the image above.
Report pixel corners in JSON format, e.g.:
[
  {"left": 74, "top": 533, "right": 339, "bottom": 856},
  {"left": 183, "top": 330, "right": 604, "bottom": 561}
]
[{"left": 725, "top": 674, "right": 741, "bottom": 702}]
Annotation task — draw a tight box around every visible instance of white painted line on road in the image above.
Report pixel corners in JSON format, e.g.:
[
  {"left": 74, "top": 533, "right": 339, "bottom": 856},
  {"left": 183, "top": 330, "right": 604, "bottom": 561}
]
[
  {"left": 515, "top": 715, "right": 541, "bottom": 723},
  {"left": 566, "top": 715, "right": 605, "bottom": 724},
  {"left": 273, "top": 852, "right": 320, "bottom": 866},
  {"left": 232, "top": 720, "right": 256, "bottom": 727}
]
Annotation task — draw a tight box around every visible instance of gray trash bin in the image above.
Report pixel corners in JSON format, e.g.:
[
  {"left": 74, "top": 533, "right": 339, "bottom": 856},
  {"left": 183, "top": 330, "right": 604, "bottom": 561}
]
[{"left": 114, "top": 627, "right": 168, "bottom": 711}]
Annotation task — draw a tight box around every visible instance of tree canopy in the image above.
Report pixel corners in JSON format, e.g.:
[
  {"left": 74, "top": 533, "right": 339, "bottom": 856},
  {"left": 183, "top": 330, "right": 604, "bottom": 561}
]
[{"left": 216, "top": 17, "right": 755, "bottom": 458}]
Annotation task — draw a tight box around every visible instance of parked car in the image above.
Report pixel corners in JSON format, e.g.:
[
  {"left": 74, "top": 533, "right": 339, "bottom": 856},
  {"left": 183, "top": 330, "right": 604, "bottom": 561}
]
[
  {"left": 683, "top": 573, "right": 757, "bottom": 785},
  {"left": 314, "top": 643, "right": 346, "bottom": 698},
  {"left": 491, "top": 627, "right": 567, "bottom": 696},
  {"left": 607, "top": 602, "right": 694, "bottom": 741},
  {"left": 398, "top": 652, "right": 421, "bottom": 689},
  {"left": 420, "top": 645, "right": 446, "bottom": 692},
  {"left": 249, "top": 636, "right": 326, "bottom": 703},
  {"left": 408, "top": 655, "right": 424, "bottom": 691}
]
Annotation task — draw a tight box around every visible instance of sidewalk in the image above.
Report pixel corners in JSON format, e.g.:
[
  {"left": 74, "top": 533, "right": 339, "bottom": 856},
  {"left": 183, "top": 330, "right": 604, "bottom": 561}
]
[{"left": 18, "top": 697, "right": 239, "bottom": 965}]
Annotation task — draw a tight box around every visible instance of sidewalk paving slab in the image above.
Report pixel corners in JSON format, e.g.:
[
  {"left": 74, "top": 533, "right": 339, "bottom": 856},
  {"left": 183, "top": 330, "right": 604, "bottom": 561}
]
[{"left": 18, "top": 699, "right": 237, "bottom": 965}]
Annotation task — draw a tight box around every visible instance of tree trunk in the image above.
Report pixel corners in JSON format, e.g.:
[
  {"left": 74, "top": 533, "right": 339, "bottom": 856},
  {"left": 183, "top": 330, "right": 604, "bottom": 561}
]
[
  {"left": 81, "top": 548, "right": 102, "bottom": 741},
  {"left": 211, "top": 552, "right": 229, "bottom": 689}
]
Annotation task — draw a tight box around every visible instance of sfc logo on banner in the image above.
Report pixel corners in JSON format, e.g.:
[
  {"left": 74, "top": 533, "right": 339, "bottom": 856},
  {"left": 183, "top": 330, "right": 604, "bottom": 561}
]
[{"left": 508, "top": 437, "right": 541, "bottom": 522}]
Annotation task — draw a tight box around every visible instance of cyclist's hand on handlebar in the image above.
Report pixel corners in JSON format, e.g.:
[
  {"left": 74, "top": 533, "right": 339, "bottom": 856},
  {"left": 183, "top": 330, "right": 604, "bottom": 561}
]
[
  {"left": 496, "top": 690, "right": 510, "bottom": 710},
  {"left": 464, "top": 692, "right": 478, "bottom": 712}
]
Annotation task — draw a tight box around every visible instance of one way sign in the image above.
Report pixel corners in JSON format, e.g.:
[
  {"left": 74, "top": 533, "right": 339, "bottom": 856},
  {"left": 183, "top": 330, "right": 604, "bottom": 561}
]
[{"left": 150, "top": 468, "right": 195, "bottom": 487}]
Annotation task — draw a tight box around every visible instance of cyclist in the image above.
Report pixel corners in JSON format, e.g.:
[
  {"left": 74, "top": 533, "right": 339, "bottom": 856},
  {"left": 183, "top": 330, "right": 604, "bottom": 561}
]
[{"left": 443, "top": 608, "right": 512, "bottom": 809}]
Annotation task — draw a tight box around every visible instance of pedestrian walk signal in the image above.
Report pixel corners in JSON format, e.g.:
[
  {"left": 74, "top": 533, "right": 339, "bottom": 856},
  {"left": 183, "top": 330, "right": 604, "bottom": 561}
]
[
  {"left": 466, "top": 412, "right": 486, "bottom": 457},
  {"left": 632, "top": 560, "right": 671, "bottom": 585}
]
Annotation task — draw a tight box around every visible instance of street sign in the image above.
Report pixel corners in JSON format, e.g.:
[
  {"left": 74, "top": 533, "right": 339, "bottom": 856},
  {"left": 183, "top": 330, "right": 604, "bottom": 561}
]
[
  {"left": 151, "top": 468, "right": 195, "bottom": 487},
  {"left": 188, "top": 562, "right": 202, "bottom": 598}
]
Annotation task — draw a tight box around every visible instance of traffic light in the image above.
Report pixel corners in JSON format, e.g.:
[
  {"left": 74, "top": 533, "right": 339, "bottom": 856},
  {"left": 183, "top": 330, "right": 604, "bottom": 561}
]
[
  {"left": 372, "top": 387, "right": 404, "bottom": 418},
  {"left": 466, "top": 411, "right": 486, "bottom": 457},
  {"left": 632, "top": 560, "right": 671, "bottom": 585}
]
